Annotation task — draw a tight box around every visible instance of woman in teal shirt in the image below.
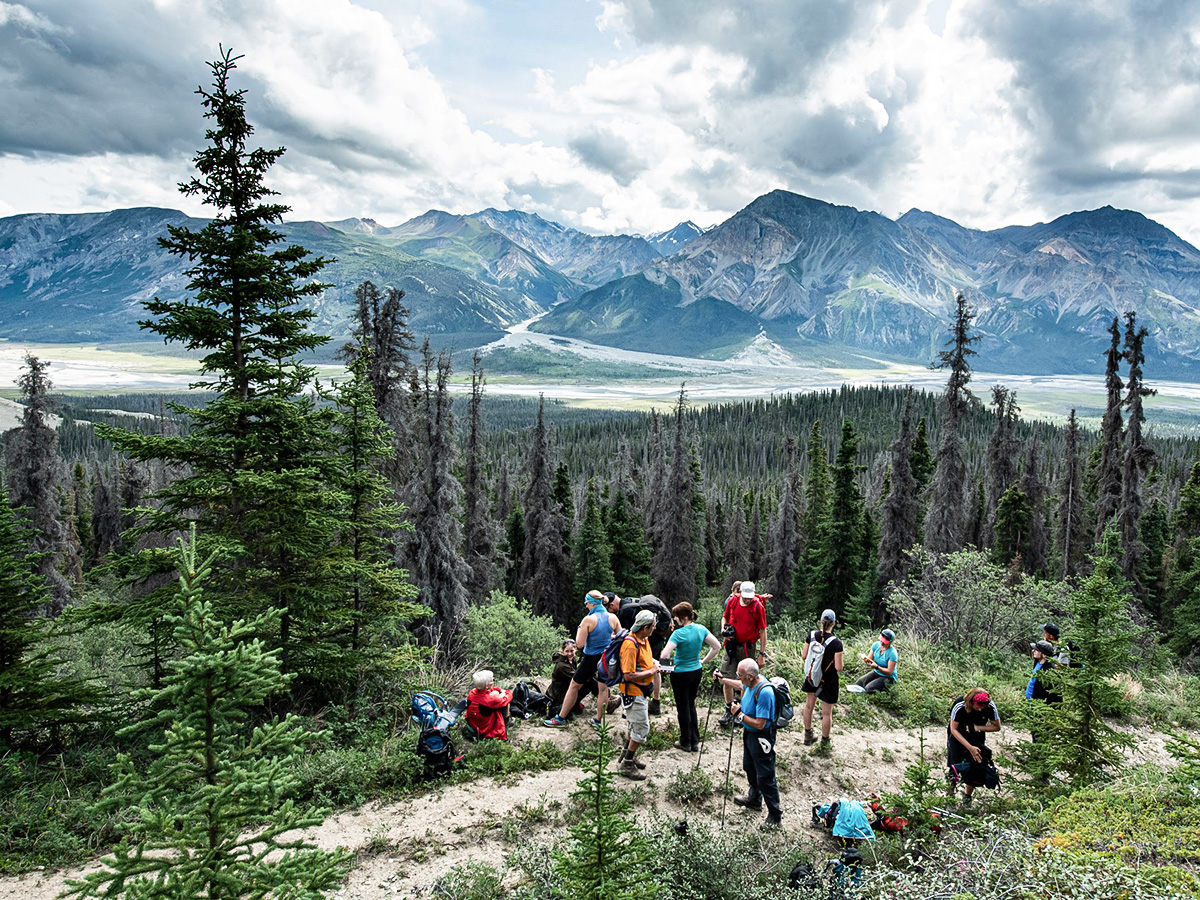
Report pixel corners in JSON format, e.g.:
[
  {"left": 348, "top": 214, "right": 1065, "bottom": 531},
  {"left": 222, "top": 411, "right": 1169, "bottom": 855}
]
[
  {"left": 660, "top": 601, "right": 721, "bottom": 751},
  {"left": 855, "top": 629, "right": 899, "bottom": 694}
]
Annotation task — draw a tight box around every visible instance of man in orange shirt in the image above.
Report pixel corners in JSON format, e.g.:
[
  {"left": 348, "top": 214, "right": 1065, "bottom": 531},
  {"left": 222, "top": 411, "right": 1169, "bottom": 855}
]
[{"left": 618, "top": 609, "right": 659, "bottom": 780}]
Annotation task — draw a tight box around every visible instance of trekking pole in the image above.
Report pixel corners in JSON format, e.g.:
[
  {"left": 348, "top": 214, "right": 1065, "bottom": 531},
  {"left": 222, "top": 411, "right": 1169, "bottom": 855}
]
[
  {"left": 695, "top": 669, "right": 718, "bottom": 769},
  {"left": 719, "top": 719, "right": 736, "bottom": 829}
]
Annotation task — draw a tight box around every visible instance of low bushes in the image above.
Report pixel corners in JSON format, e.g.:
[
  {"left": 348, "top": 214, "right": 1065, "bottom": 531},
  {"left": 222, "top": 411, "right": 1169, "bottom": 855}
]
[{"left": 462, "top": 591, "right": 562, "bottom": 683}]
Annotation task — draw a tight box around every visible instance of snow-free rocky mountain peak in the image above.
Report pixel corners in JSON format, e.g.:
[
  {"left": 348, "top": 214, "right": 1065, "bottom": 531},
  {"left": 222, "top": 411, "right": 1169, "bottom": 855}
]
[{"left": 2, "top": 191, "right": 1200, "bottom": 376}]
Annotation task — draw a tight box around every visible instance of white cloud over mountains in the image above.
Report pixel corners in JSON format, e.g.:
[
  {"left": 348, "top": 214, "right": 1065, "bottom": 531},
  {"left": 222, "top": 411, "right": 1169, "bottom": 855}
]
[{"left": 1, "top": 0, "right": 1199, "bottom": 241}]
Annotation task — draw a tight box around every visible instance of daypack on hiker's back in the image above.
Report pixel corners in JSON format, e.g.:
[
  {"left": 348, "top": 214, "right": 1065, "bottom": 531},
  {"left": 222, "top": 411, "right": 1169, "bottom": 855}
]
[
  {"left": 597, "top": 628, "right": 631, "bottom": 686},
  {"left": 804, "top": 631, "right": 828, "bottom": 688},
  {"left": 769, "top": 677, "right": 794, "bottom": 726}
]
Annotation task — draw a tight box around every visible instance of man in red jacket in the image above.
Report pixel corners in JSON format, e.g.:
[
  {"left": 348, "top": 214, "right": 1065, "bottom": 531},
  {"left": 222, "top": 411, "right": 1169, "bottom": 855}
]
[{"left": 466, "top": 670, "right": 513, "bottom": 740}]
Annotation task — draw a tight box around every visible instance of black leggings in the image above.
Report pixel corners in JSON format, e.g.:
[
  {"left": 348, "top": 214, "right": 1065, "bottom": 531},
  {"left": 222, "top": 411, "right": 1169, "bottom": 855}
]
[
  {"left": 855, "top": 673, "right": 892, "bottom": 693},
  {"left": 670, "top": 669, "right": 703, "bottom": 746}
]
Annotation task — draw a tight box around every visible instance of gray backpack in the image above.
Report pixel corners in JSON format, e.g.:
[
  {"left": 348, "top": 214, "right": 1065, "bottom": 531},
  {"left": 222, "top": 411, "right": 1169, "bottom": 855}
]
[{"left": 804, "top": 631, "right": 828, "bottom": 688}]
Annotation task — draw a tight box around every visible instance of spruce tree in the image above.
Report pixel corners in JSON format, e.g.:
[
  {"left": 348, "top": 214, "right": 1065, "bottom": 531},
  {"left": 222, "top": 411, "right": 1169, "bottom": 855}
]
[
  {"left": 608, "top": 447, "right": 654, "bottom": 598},
  {"left": 795, "top": 420, "right": 830, "bottom": 609},
  {"left": 1019, "top": 439, "right": 1049, "bottom": 575},
  {"left": 984, "top": 386, "right": 1021, "bottom": 547},
  {"left": 554, "top": 723, "right": 658, "bottom": 900},
  {"left": 878, "top": 388, "right": 920, "bottom": 604},
  {"left": 910, "top": 417, "right": 935, "bottom": 494},
  {"left": 766, "top": 436, "right": 801, "bottom": 617},
  {"left": 409, "top": 343, "right": 470, "bottom": 654},
  {"left": 4, "top": 355, "right": 70, "bottom": 615},
  {"left": 642, "top": 412, "right": 667, "bottom": 551},
  {"left": 724, "top": 490, "right": 750, "bottom": 582},
  {"left": 463, "top": 353, "right": 500, "bottom": 602},
  {"left": 501, "top": 506, "right": 525, "bottom": 596},
  {"left": 652, "top": 388, "right": 698, "bottom": 606},
  {"left": 70, "top": 462, "right": 97, "bottom": 573},
  {"left": 1117, "top": 312, "right": 1156, "bottom": 584},
  {"left": 689, "top": 445, "right": 710, "bottom": 593},
  {"left": 0, "top": 489, "right": 96, "bottom": 748},
  {"left": 553, "top": 462, "right": 576, "bottom": 551},
  {"left": 925, "top": 292, "right": 977, "bottom": 552},
  {"left": 808, "top": 419, "right": 865, "bottom": 620},
  {"left": 96, "top": 50, "right": 351, "bottom": 696},
  {"left": 67, "top": 529, "right": 346, "bottom": 900},
  {"left": 1054, "top": 409, "right": 1090, "bottom": 579},
  {"left": 1176, "top": 462, "right": 1200, "bottom": 540},
  {"left": 1138, "top": 497, "right": 1170, "bottom": 621},
  {"left": 1095, "top": 317, "right": 1125, "bottom": 539},
  {"left": 518, "top": 398, "right": 573, "bottom": 624},
  {"left": 574, "top": 478, "right": 615, "bottom": 597},
  {"left": 992, "top": 485, "right": 1031, "bottom": 566}
]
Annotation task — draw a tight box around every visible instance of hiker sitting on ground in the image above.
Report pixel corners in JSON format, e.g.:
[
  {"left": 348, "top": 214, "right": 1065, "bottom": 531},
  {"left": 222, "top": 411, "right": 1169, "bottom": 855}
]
[
  {"left": 465, "top": 670, "right": 513, "bottom": 741},
  {"left": 660, "top": 601, "right": 721, "bottom": 752},
  {"left": 947, "top": 689, "right": 1001, "bottom": 804},
  {"left": 801, "top": 608, "right": 844, "bottom": 747},
  {"left": 718, "top": 580, "right": 768, "bottom": 727},
  {"left": 549, "top": 639, "right": 593, "bottom": 718},
  {"left": 714, "top": 658, "right": 782, "bottom": 828},
  {"left": 618, "top": 609, "right": 660, "bottom": 780},
  {"left": 545, "top": 590, "right": 621, "bottom": 728},
  {"left": 855, "top": 629, "right": 898, "bottom": 694}
]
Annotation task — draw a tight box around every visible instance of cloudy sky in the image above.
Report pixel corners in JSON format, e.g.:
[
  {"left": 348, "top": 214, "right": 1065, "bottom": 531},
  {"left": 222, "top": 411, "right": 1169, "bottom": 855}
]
[{"left": 2, "top": 0, "right": 1200, "bottom": 241}]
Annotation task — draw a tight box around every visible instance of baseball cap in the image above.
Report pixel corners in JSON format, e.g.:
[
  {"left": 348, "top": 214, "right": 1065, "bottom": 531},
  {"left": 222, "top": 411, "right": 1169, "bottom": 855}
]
[
  {"left": 632, "top": 609, "right": 656, "bottom": 632},
  {"left": 1042, "top": 622, "right": 1060, "bottom": 639},
  {"left": 880, "top": 629, "right": 895, "bottom": 645},
  {"left": 971, "top": 690, "right": 990, "bottom": 706},
  {"left": 1032, "top": 640, "right": 1056, "bottom": 656},
  {"left": 741, "top": 581, "right": 756, "bottom": 598},
  {"left": 820, "top": 608, "right": 837, "bottom": 624}
]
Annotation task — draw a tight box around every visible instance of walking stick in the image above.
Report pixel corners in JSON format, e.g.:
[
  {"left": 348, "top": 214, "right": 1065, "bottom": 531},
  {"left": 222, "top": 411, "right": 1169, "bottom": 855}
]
[{"left": 719, "top": 717, "right": 736, "bottom": 829}]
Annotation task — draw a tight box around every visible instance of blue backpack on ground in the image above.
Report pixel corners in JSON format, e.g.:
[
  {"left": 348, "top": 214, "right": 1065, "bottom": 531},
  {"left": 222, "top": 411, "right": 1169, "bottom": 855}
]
[
  {"left": 597, "top": 629, "right": 631, "bottom": 687},
  {"left": 411, "top": 691, "right": 466, "bottom": 776}
]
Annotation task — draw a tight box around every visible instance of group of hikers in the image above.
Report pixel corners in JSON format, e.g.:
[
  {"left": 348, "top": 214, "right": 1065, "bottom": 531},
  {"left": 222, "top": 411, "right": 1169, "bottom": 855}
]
[{"left": 458, "top": 582, "right": 1076, "bottom": 828}]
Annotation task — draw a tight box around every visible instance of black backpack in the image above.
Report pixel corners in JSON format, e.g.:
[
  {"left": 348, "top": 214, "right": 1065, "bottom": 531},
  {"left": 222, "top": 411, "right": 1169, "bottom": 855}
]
[
  {"left": 511, "top": 681, "right": 551, "bottom": 719},
  {"left": 411, "top": 691, "right": 465, "bottom": 776}
]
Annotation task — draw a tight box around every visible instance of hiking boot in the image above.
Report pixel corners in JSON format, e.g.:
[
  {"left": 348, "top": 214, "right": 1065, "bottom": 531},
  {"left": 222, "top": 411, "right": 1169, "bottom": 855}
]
[
  {"left": 649, "top": 699, "right": 662, "bottom": 716},
  {"left": 733, "top": 796, "right": 763, "bottom": 811},
  {"left": 588, "top": 717, "right": 603, "bottom": 729},
  {"left": 762, "top": 813, "right": 783, "bottom": 830},
  {"left": 544, "top": 715, "right": 567, "bottom": 728},
  {"left": 673, "top": 740, "right": 689, "bottom": 751},
  {"left": 619, "top": 759, "right": 647, "bottom": 781},
  {"left": 961, "top": 793, "right": 974, "bottom": 807},
  {"left": 718, "top": 710, "right": 734, "bottom": 728},
  {"left": 803, "top": 729, "right": 816, "bottom": 745},
  {"left": 607, "top": 696, "right": 622, "bottom": 714}
]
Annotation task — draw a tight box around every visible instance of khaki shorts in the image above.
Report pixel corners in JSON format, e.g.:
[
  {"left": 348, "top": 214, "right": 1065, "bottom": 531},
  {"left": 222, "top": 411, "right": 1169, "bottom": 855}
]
[
  {"left": 719, "top": 641, "right": 756, "bottom": 679},
  {"left": 623, "top": 695, "right": 650, "bottom": 744}
]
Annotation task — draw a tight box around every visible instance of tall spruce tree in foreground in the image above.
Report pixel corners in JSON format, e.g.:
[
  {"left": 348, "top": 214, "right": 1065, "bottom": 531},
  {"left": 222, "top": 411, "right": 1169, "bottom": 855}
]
[
  {"left": 877, "top": 387, "right": 920, "bottom": 606},
  {"left": 97, "top": 50, "right": 350, "bottom": 696},
  {"left": 68, "top": 530, "right": 345, "bottom": 900},
  {"left": 809, "top": 419, "right": 865, "bottom": 620},
  {"left": 463, "top": 353, "right": 500, "bottom": 602},
  {"left": 518, "top": 397, "right": 573, "bottom": 624},
  {"left": 0, "top": 490, "right": 95, "bottom": 748},
  {"left": 925, "top": 292, "right": 978, "bottom": 552},
  {"left": 653, "top": 388, "right": 698, "bottom": 606},
  {"left": 607, "top": 445, "right": 653, "bottom": 598},
  {"left": 409, "top": 343, "right": 469, "bottom": 654},
  {"left": 4, "top": 355, "right": 71, "bottom": 615},
  {"left": 1095, "top": 317, "right": 1125, "bottom": 539},
  {"left": 795, "top": 420, "right": 830, "bottom": 609},
  {"left": 554, "top": 723, "right": 658, "bottom": 900},
  {"left": 984, "top": 386, "right": 1021, "bottom": 547},
  {"left": 1054, "top": 409, "right": 1090, "bottom": 579},
  {"left": 1117, "top": 311, "right": 1156, "bottom": 584}
]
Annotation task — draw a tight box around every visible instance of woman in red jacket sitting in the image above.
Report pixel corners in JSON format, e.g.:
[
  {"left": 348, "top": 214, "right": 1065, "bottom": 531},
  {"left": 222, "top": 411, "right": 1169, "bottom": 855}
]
[{"left": 466, "top": 670, "right": 513, "bottom": 740}]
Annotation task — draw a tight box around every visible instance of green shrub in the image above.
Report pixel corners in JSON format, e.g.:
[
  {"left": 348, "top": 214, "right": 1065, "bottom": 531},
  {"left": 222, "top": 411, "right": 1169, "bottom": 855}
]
[
  {"left": 430, "top": 861, "right": 506, "bottom": 900},
  {"left": 463, "top": 591, "right": 562, "bottom": 682},
  {"left": 664, "top": 767, "right": 713, "bottom": 807}
]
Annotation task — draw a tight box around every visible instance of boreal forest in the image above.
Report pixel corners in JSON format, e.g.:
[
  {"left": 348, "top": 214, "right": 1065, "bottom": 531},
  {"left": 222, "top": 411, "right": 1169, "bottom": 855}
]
[{"left": 2, "top": 51, "right": 1198, "bottom": 900}]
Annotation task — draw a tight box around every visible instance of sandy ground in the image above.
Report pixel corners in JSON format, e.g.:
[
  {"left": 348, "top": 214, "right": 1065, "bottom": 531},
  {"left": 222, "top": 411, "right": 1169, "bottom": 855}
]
[{"left": 1, "top": 705, "right": 1179, "bottom": 900}]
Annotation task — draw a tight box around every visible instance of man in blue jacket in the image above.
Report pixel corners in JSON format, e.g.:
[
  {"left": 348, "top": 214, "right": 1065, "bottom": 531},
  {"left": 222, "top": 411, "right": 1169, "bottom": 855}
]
[{"left": 715, "top": 658, "right": 781, "bottom": 828}]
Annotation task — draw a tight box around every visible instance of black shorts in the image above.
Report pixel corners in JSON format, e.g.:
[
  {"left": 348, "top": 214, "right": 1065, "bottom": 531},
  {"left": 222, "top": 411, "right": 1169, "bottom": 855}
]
[
  {"left": 572, "top": 652, "right": 602, "bottom": 685},
  {"left": 802, "top": 676, "right": 839, "bottom": 705}
]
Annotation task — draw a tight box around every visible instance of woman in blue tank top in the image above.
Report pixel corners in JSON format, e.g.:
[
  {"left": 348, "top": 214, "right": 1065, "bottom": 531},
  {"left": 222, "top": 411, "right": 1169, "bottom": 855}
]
[
  {"left": 585, "top": 604, "right": 612, "bottom": 654},
  {"left": 546, "top": 591, "right": 618, "bottom": 728}
]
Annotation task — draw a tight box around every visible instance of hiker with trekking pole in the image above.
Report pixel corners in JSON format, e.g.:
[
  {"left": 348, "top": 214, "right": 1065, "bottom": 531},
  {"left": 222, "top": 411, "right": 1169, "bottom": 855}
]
[
  {"left": 659, "top": 601, "right": 721, "bottom": 752},
  {"left": 713, "top": 657, "right": 783, "bottom": 829}
]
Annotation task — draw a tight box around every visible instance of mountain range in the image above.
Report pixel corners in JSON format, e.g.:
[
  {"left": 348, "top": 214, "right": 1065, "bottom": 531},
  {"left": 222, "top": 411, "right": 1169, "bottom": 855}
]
[{"left": 2, "top": 191, "right": 1199, "bottom": 377}]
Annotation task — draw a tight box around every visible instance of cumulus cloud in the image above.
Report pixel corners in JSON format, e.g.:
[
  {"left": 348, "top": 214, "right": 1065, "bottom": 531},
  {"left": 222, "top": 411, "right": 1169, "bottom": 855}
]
[{"left": 2, "top": 0, "right": 1200, "bottom": 241}]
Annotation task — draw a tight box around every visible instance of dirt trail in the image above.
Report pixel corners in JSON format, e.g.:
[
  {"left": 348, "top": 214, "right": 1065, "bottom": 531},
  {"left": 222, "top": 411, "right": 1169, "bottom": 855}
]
[{"left": 2, "top": 715, "right": 1177, "bottom": 900}]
